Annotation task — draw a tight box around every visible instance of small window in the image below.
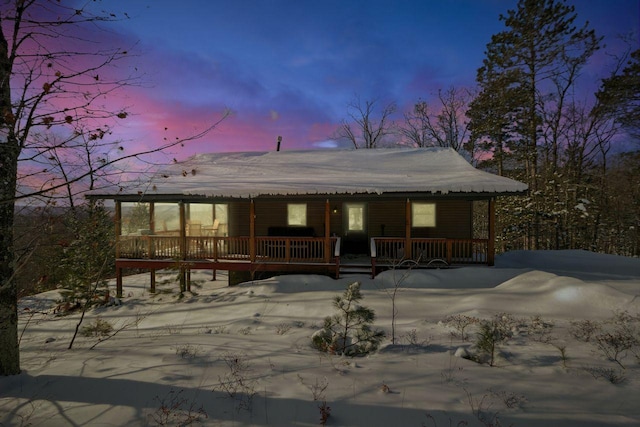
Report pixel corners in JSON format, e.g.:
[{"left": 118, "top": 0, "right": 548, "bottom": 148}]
[
  {"left": 412, "top": 203, "right": 436, "bottom": 227},
  {"left": 347, "top": 204, "right": 365, "bottom": 231},
  {"left": 287, "top": 203, "right": 307, "bottom": 226}
]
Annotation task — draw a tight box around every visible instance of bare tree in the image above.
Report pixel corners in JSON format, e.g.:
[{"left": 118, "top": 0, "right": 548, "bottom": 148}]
[
  {"left": 400, "top": 87, "right": 473, "bottom": 154},
  {"left": 0, "top": 1, "right": 225, "bottom": 375},
  {"left": 335, "top": 96, "right": 396, "bottom": 149}
]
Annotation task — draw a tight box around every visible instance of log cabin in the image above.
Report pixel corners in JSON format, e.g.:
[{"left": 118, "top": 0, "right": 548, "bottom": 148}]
[{"left": 87, "top": 147, "right": 527, "bottom": 296}]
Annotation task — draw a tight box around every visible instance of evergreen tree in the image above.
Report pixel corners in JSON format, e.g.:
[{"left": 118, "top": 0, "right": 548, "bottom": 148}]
[
  {"left": 57, "top": 202, "right": 115, "bottom": 310},
  {"left": 597, "top": 49, "right": 640, "bottom": 139},
  {"left": 469, "top": 0, "right": 601, "bottom": 249},
  {"left": 312, "top": 282, "right": 384, "bottom": 356}
]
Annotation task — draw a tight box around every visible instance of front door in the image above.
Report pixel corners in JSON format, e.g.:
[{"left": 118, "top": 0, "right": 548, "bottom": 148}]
[{"left": 342, "top": 203, "right": 368, "bottom": 255}]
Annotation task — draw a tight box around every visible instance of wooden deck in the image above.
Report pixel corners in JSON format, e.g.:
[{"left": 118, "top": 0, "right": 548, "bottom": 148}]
[{"left": 114, "top": 236, "right": 491, "bottom": 296}]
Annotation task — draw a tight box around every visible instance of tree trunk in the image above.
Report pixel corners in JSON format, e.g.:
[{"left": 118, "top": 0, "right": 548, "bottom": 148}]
[
  {"left": 0, "top": 142, "right": 20, "bottom": 375},
  {"left": 0, "top": 16, "right": 20, "bottom": 374}
]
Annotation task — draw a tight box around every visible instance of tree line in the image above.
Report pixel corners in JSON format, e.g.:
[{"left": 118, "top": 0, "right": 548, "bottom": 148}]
[
  {"left": 0, "top": 0, "right": 637, "bottom": 376},
  {"left": 335, "top": 0, "right": 639, "bottom": 257}
]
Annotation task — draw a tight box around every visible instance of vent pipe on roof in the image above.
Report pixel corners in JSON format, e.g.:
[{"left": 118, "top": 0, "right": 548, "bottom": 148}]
[{"left": 276, "top": 135, "right": 282, "bottom": 151}]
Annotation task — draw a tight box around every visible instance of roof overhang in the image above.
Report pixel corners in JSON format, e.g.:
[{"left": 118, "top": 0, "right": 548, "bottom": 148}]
[{"left": 87, "top": 147, "right": 528, "bottom": 202}]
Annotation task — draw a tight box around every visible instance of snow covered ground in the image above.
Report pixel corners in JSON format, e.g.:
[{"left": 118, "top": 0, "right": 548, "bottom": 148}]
[{"left": 2, "top": 250, "right": 639, "bottom": 426}]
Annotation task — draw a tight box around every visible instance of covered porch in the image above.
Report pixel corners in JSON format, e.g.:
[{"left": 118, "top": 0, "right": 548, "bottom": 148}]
[{"left": 112, "top": 197, "right": 496, "bottom": 297}]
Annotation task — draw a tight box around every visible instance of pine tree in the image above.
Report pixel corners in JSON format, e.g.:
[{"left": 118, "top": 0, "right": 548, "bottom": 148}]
[
  {"left": 468, "top": 0, "right": 601, "bottom": 249},
  {"left": 57, "top": 202, "right": 115, "bottom": 311},
  {"left": 312, "top": 282, "right": 384, "bottom": 356},
  {"left": 597, "top": 49, "right": 640, "bottom": 139}
]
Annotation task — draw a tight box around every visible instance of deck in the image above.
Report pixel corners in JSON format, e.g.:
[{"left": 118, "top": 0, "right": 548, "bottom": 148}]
[{"left": 114, "top": 235, "right": 492, "bottom": 296}]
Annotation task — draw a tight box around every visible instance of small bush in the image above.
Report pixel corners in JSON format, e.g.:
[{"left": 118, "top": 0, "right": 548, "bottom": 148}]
[
  {"left": 489, "top": 388, "right": 527, "bottom": 409},
  {"left": 173, "top": 344, "right": 202, "bottom": 359},
  {"left": 149, "top": 388, "right": 207, "bottom": 426},
  {"left": 473, "top": 313, "right": 516, "bottom": 366},
  {"left": 215, "top": 352, "right": 257, "bottom": 412},
  {"left": 80, "top": 317, "right": 113, "bottom": 337},
  {"left": 588, "top": 311, "right": 640, "bottom": 369},
  {"left": 594, "top": 330, "right": 637, "bottom": 369},
  {"left": 569, "top": 319, "right": 601, "bottom": 342},
  {"left": 526, "top": 315, "right": 555, "bottom": 343},
  {"left": 276, "top": 323, "right": 292, "bottom": 335},
  {"left": 312, "top": 282, "right": 384, "bottom": 356},
  {"left": 443, "top": 314, "right": 480, "bottom": 341},
  {"left": 582, "top": 366, "right": 626, "bottom": 384}
]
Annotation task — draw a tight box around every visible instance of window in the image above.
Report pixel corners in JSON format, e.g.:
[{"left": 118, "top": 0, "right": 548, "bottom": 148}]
[
  {"left": 120, "top": 202, "right": 150, "bottom": 235},
  {"left": 412, "top": 203, "right": 436, "bottom": 227},
  {"left": 154, "top": 202, "right": 180, "bottom": 233},
  {"left": 287, "top": 203, "right": 307, "bottom": 226},
  {"left": 347, "top": 204, "right": 365, "bottom": 231}
]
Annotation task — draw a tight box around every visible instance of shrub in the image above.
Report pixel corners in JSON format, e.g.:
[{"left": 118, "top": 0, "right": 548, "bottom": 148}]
[
  {"left": 588, "top": 311, "right": 639, "bottom": 369},
  {"left": 215, "top": 352, "right": 257, "bottom": 412},
  {"left": 149, "top": 388, "right": 207, "bottom": 426},
  {"left": 312, "top": 282, "right": 384, "bottom": 356},
  {"left": 569, "top": 319, "right": 601, "bottom": 342},
  {"left": 473, "top": 313, "right": 516, "bottom": 366},
  {"left": 80, "top": 317, "right": 113, "bottom": 337},
  {"left": 443, "top": 314, "right": 480, "bottom": 341},
  {"left": 526, "top": 315, "right": 555, "bottom": 343}
]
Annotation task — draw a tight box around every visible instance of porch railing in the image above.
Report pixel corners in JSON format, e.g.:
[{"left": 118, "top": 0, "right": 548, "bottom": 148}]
[
  {"left": 117, "top": 235, "right": 487, "bottom": 265},
  {"left": 371, "top": 237, "right": 489, "bottom": 265},
  {"left": 117, "top": 235, "right": 337, "bottom": 263}
]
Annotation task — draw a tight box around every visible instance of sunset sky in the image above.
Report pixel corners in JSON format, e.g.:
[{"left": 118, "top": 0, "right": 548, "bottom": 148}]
[{"left": 98, "top": 0, "right": 639, "bottom": 158}]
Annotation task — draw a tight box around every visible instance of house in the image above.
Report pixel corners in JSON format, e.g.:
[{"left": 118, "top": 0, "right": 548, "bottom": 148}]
[{"left": 88, "top": 147, "right": 527, "bottom": 296}]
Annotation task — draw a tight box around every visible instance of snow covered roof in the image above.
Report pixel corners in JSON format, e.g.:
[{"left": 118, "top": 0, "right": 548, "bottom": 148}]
[{"left": 95, "top": 147, "right": 528, "bottom": 199}]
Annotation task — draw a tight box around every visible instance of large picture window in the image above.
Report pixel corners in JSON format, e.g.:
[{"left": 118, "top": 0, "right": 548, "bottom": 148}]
[
  {"left": 287, "top": 203, "right": 307, "bottom": 226},
  {"left": 412, "top": 203, "right": 436, "bottom": 227}
]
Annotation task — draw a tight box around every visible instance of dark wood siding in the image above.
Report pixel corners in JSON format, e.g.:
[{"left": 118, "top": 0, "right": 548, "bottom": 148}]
[
  {"left": 230, "top": 198, "right": 472, "bottom": 240},
  {"left": 369, "top": 201, "right": 405, "bottom": 237},
  {"left": 411, "top": 200, "right": 472, "bottom": 239},
  {"left": 229, "top": 201, "right": 250, "bottom": 236},
  {"left": 253, "top": 200, "right": 328, "bottom": 236}
]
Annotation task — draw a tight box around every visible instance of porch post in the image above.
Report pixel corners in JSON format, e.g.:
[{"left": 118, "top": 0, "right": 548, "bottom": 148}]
[
  {"left": 179, "top": 201, "right": 187, "bottom": 292},
  {"left": 116, "top": 264, "right": 123, "bottom": 298},
  {"left": 324, "top": 199, "right": 331, "bottom": 263},
  {"left": 114, "top": 201, "right": 121, "bottom": 258},
  {"left": 114, "top": 202, "right": 123, "bottom": 298},
  {"left": 250, "top": 199, "right": 256, "bottom": 262},
  {"left": 149, "top": 202, "right": 155, "bottom": 233},
  {"left": 148, "top": 203, "right": 156, "bottom": 292},
  {"left": 488, "top": 198, "right": 496, "bottom": 266},
  {"left": 405, "top": 198, "right": 412, "bottom": 259},
  {"left": 179, "top": 202, "right": 186, "bottom": 260},
  {"left": 148, "top": 202, "right": 155, "bottom": 259}
]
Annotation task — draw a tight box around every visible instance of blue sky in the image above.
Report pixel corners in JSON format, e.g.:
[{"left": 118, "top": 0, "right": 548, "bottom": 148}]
[{"left": 99, "top": 0, "right": 639, "bottom": 156}]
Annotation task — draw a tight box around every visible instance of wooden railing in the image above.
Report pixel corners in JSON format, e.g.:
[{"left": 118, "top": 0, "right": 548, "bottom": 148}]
[
  {"left": 372, "top": 237, "right": 489, "bottom": 265},
  {"left": 255, "top": 237, "right": 330, "bottom": 262},
  {"left": 117, "top": 235, "right": 182, "bottom": 259},
  {"left": 117, "top": 235, "right": 487, "bottom": 265},
  {"left": 117, "top": 235, "right": 338, "bottom": 263}
]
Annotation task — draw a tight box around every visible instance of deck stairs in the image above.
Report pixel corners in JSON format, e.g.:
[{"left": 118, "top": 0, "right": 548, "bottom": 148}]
[{"left": 338, "top": 256, "right": 373, "bottom": 278}]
